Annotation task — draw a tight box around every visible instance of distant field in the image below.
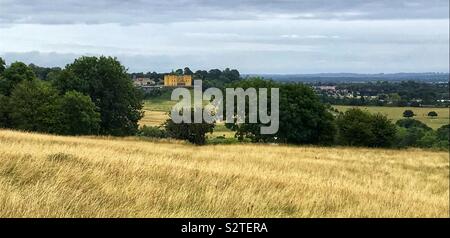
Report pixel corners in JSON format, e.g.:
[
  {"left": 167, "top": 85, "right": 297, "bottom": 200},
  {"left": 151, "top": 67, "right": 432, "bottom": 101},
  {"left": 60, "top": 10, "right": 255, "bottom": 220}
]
[
  {"left": 333, "top": 105, "right": 449, "bottom": 129},
  {"left": 142, "top": 89, "right": 206, "bottom": 126},
  {"left": 143, "top": 88, "right": 203, "bottom": 112},
  {"left": 143, "top": 99, "right": 177, "bottom": 112},
  {"left": 0, "top": 129, "right": 448, "bottom": 217},
  {"left": 141, "top": 99, "right": 449, "bottom": 135},
  {"left": 141, "top": 99, "right": 236, "bottom": 139},
  {"left": 139, "top": 110, "right": 168, "bottom": 127}
]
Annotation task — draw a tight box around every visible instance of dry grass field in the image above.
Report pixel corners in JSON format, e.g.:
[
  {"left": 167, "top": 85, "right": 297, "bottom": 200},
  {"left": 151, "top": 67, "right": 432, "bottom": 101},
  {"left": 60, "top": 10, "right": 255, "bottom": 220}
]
[
  {"left": 139, "top": 110, "right": 168, "bottom": 127},
  {"left": 0, "top": 129, "right": 448, "bottom": 218}
]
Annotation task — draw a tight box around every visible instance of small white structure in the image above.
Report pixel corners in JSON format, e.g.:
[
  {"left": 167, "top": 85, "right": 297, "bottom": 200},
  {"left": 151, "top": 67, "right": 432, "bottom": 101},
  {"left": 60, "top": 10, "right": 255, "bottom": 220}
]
[{"left": 133, "top": 78, "right": 155, "bottom": 87}]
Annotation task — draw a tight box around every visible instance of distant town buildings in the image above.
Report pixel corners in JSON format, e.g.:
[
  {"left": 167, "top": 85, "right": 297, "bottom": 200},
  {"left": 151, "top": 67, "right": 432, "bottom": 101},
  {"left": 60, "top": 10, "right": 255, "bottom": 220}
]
[
  {"left": 315, "top": 85, "right": 336, "bottom": 91},
  {"left": 133, "top": 77, "right": 155, "bottom": 87}
]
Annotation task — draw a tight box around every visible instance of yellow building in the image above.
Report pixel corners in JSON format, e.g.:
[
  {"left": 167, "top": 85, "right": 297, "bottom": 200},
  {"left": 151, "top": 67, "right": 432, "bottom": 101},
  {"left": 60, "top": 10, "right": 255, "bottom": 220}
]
[{"left": 163, "top": 75, "right": 192, "bottom": 87}]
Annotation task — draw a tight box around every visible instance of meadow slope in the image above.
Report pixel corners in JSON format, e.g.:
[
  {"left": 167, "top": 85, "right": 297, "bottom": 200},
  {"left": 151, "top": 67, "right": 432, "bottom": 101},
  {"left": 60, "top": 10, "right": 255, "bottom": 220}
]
[{"left": 0, "top": 129, "right": 448, "bottom": 218}]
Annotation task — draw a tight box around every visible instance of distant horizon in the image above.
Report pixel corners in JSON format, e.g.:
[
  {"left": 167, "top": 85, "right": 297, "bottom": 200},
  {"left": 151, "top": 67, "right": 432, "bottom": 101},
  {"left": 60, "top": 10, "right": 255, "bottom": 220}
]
[
  {"left": 243, "top": 72, "right": 450, "bottom": 75},
  {"left": 1, "top": 54, "right": 449, "bottom": 76}
]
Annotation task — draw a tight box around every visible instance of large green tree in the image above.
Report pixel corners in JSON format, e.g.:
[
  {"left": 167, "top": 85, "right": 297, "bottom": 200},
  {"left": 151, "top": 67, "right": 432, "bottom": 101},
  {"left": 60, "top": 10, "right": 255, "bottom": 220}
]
[
  {"left": 436, "top": 124, "right": 449, "bottom": 142},
  {"left": 370, "top": 113, "right": 397, "bottom": 147},
  {"left": 56, "top": 91, "right": 101, "bottom": 135},
  {"left": 183, "top": 67, "right": 193, "bottom": 75},
  {"left": 396, "top": 118, "right": 431, "bottom": 131},
  {"left": 336, "top": 108, "right": 397, "bottom": 147},
  {"left": 0, "top": 62, "right": 36, "bottom": 96},
  {"left": 225, "top": 78, "right": 336, "bottom": 145},
  {"left": 435, "top": 124, "right": 449, "bottom": 149},
  {"left": 53, "top": 56, "right": 143, "bottom": 136},
  {"left": 164, "top": 108, "right": 215, "bottom": 145},
  {"left": 8, "top": 80, "right": 61, "bottom": 133},
  {"left": 336, "top": 108, "right": 374, "bottom": 146}
]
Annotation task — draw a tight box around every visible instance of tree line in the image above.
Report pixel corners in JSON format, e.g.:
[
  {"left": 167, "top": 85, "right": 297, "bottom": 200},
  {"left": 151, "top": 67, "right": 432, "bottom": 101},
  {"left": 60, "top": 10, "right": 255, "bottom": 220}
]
[
  {"left": 319, "top": 81, "right": 449, "bottom": 107},
  {"left": 0, "top": 56, "right": 143, "bottom": 136},
  {"left": 0, "top": 56, "right": 448, "bottom": 150},
  {"left": 141, "top": 78, "right": 449, "bottom": 149}
]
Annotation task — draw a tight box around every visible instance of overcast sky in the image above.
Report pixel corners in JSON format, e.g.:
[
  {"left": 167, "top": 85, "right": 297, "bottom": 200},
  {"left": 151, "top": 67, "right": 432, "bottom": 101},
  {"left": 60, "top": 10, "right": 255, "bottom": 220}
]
[{"left": 0, "top": 0, "right": 448, "bottom": 73}]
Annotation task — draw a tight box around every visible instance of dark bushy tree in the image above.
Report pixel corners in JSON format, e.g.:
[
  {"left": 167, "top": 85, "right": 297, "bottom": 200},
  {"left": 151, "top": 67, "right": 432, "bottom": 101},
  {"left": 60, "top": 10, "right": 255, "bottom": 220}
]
[
  {"left": 138, "top": 125, "right": 167, "bottom": 138},
  {"left": 427, "top": 111, "right": 438, "bottom": 118},
  {"left": 396, "top": 118, "right": 431, "bottom": 131},
  {"left": 417, "top": 131, "right": 439, "bottom": 148},
  {"left": 0, "top": 94, "right": 8, "bottom": 127},
  {"left": 56, "top": 91, "right": 100, "bottom": 135},
  {"left": 225, "top": 78, "right": 336, "bottom": 145},
  {"left": 336, "top": 108, "right": 374, "bottom": 146},
  {"left": 28, "top": 64, "right": 62, "bottom": 81},
  {"left": 8, "top": 80, "right": 60, "bottom": 133},
  {"left": 396, "top": 127, "right": 426, "bottom": 148},
  {"left": 402, "top": 110, "right": 415, "bottom": 118},
  {"left": 395, "top": 120, "right": 441, "bottom": 148},
  {"left": 278, "top": 83, "right": 336, "bottom": 144},
  {"left": 337, "top": 108, "right": 396, "bottom": 147},
  {"left": 164, "top": 108, "right": 214, "bottom": 145},
  {"left": 434, "top": 124, "right": 449, "bottom": 149},
  {"left": 370, "top": 113, "right": 397, "bottom": 147},
  {"left": 0, "top": 62, "right": 36, "bottom": 96},
  {"left": 398, "top": 124, "right": 449, "bottom": 150},
  {"left": 183, "top": 67, "right": 193, "bottom": 75},
  {"left": 436, "top": 124, "right": 449, "bottom": 142},
  {"left": 53, "top": 56, "right": 143, "bottom": 136},
  {"left": 195, "top": 68, "right": 241, "bottom": 89}
]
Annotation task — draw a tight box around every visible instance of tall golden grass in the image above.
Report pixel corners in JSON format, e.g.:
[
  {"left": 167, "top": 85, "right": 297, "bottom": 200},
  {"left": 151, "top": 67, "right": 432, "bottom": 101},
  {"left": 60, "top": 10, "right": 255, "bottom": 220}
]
[{"left": 0, "top": 129, "right": 448, "bottom": 217}]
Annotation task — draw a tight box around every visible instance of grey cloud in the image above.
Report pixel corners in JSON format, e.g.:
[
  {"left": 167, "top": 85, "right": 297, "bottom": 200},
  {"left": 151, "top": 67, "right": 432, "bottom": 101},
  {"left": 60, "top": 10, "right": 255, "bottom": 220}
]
[
  {"left": 0, "top": 0, "right": 448, "bottom": 25},
  {"left": 1, "top": 1, "right": 447, "bottom": 73},
  {"left": 2, "top": 43, "right": 448, "bottom": 74}
]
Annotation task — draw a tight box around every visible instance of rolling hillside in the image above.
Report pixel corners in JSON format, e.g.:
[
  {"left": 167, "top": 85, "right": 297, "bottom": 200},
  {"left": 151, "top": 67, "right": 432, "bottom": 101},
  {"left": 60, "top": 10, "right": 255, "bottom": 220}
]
[{"left": 0, "top": 129, "right": 448, "bottom": 217}]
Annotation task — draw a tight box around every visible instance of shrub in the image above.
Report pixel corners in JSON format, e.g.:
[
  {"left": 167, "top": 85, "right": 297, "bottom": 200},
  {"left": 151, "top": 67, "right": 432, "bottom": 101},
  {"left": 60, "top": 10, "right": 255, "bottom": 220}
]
[
  {"left": 336, "top": 108, "right": 373, "bottom": 146},
  {"left": 207, "top": 136, "right": 240, "bottom": 145},
  {"left": 164, "top": 108, "right": 215, "bottom": 145},
  {"left": 370, "top": 113, "right": 397, "bottom": 147},
  {"left": 417, "top": 131, "right": 439, "bottom": 148},
  {"left": 402, "top": 110, "right": 415, "bottom": 118},
  {"left": 396, "top": 118, "right": 431, "bottom": 131},
  {"left": 394, "top": 126, "right": 447, "bottom": 149},
  {"left": 55, "top": 91, "right": 101, "bottom": 135},
  {"left": 435, "top": 124, "right": 449, "bottom": 150},
  {"left": 336, "top": 108, "right": 397, "bottom": 147},
  {"left": 143, "top": 88, "right": 172, "bottom": 99},
  {"left": 138, "top": 125, "right": 167, "bottom": 138},
  {"left": 436, "top": 124, "right": 449, "bottom": 141},
  {"left": 8, "top": 80, "right": 61, "bottom": 133},
  {"left": 427, "top": 111, "right": 438, "bottom": 118},
  {"left": 395, "top": 126, "right": 427, "bottom": 148},
  {"left": 410, "top": 127, "right": 449, "bottom": 150}
]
